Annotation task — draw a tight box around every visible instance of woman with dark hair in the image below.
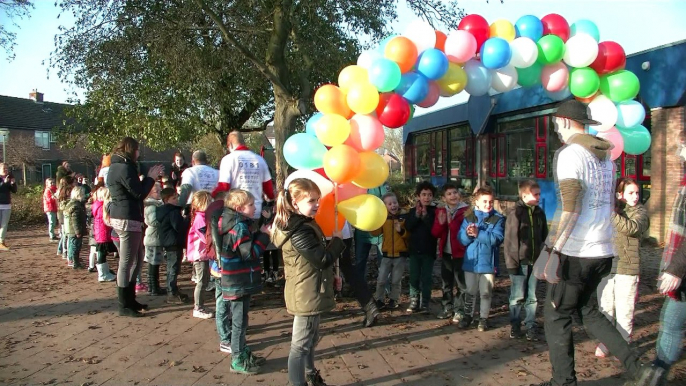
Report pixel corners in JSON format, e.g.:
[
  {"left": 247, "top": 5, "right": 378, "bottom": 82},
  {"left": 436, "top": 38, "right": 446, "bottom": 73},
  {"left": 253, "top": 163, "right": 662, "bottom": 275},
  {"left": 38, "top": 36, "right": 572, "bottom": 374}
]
[
  {"left": 169, "top": 152, "right": 188, "bottom": 188},
  {"left": 0, "top": 163, "right": 17, "bottom": 251},
  {"left": 107, "top": 137, "right": 164, "bottom": 317}
]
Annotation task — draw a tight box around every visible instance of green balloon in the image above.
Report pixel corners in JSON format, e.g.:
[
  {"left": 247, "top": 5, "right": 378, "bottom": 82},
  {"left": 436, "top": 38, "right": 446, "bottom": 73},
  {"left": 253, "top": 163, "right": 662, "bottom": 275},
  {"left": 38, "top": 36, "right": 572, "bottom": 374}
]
[
  {"left": 516, "top": 62, "right": 543, "bottom": 87},
  {"left": 409, "top": 104, "right": 415, "bottom": 120},
  {"left": 619, "top": 124, "right": 651, "bottom": 155},
  {"left": 569, "top": 67, "right": 600, "bottom": 98},
  {"left": 599, "top": 70, "right": 640, "bottom": 102},
  {"left": 537, "top": 35, "right": 565, "bottom": 65}
]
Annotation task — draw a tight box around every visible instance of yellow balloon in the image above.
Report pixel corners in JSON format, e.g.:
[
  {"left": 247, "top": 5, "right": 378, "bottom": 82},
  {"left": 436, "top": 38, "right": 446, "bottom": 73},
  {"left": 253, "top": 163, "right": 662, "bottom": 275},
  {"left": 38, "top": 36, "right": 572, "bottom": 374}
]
[
  {"left": 338, "top": 194, "right": 387, "bottom": 231},
  {"left": 314, "top": 114, "right": 351, "bottom": 146},
  {"left": 352, "top": 152, "right": 389, "bottom": 189},
  {"left": 338, "top": 65, "right": 369, "bottom": 93},
  {"left": 346, "top": 82, "right": 380, "bottom": 115},
  {"left": 436, "top": 62, "right": 468, "bottom": 96},
  {"left": 490, "top": 19, "right": 516, "bottom": 41}
]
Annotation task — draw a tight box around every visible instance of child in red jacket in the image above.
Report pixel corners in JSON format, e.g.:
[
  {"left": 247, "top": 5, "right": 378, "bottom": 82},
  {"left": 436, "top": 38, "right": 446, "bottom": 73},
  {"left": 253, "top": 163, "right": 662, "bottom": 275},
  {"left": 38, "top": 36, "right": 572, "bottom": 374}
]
[
  {"left": 431, "top": 183, "right": 469, "bottom": 322},
  {"left": 43, "top": 178, "right": 58, "bottom": 242}
]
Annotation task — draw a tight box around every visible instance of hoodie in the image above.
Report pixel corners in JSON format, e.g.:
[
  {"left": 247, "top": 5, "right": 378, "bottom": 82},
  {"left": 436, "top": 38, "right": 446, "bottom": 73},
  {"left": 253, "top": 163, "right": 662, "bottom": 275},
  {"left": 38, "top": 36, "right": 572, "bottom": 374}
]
[{"left": 554, "top": 133, "right": 615, "bottom": 259}]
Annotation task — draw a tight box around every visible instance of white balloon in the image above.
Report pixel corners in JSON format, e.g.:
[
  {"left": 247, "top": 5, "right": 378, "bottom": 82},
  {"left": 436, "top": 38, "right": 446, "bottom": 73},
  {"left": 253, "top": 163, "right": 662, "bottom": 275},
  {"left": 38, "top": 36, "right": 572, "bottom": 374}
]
[
  {"left": 357, "top": 50, "right": 383, "bottom": 71},
  {"left": 563, "top": 34, "right": 599, "bottom": 68},
  {"left": 463, "top": 60, "right": 492, "bottom": 96},
  {"left": 490, "top": 65, "right": 519, "bottom": 92},
  {"left": 509, "top": 37, "right": 538, "bottom": 68},
  {"left": 403, "top": 19, "right": 436, "bottom": 54},
  {"left": 588, "top": 95, "right": 618, "bottom": 132},
  {"left": 285, "top": 170, "right": 333, "bottom": 197}
]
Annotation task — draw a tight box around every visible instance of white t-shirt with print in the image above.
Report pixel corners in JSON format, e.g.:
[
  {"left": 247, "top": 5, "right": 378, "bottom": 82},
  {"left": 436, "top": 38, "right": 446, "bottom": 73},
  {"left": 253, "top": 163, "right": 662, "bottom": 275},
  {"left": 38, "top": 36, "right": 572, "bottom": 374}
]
[
  {"left": 98, "top": 167, "right": 110, "bottom": 187},
  {"left": 555, "top": 143, "right": 615, "bottom": 258},
  {"left": 218, "top": 150, "right": 271, "bottom": 219},
  {"left": 180, "top": 164, "right": 219, "bottom": 205}
]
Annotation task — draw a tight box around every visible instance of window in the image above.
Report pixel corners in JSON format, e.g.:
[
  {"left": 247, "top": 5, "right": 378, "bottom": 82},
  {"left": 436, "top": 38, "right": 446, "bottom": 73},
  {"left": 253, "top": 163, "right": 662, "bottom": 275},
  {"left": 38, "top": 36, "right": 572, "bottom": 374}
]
[
  {"left": 35, "top": 131, "right": 50, "bottom": 150},
  {"left": 449, "top": 125, "right": 476, "bottom": 192},
  {"left": 414, "top": 133, "right": 431, "bottom": 178}
]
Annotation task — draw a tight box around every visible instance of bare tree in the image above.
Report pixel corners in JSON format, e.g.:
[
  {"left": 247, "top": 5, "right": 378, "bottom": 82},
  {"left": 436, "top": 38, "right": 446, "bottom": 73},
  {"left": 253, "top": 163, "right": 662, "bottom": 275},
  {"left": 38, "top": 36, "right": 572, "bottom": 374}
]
[
  {"left": 382, "top": 128, "right": 405, "bottom": 181},
  {"left": 4, "top": 131, "right": 41, "bottom": 185}
]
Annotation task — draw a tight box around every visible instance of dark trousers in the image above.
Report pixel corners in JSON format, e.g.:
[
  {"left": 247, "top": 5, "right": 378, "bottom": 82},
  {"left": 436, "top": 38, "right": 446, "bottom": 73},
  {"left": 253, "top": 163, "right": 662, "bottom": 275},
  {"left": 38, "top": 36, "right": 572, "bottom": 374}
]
[
  {"left": 340, "top": 238, "right": 372, "bottom": 306},
  {"left": 263, "top": 249, "right": 281, "bottom": 273},
  {"left": 230, "top": 294, "right": 251, "bottom": 359},
  {"left": 544, "top": 254, "right": 641, "bottom": 386},
  {"left": 165, "top": 247, "right": 181, "bottom": 293},
  {"left": 441, "top": 254, "right": 467, "bottom": 313}
]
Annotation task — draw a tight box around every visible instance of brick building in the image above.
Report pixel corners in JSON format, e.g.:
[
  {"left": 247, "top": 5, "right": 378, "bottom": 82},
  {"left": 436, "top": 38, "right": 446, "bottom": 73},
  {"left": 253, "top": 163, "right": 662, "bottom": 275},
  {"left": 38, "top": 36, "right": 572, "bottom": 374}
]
[
  {"left": 403, "top": 40, "right": 686, "bottom": 243},
  {"left": 0, "top": 91, "right": 188, "bottom": 184}
]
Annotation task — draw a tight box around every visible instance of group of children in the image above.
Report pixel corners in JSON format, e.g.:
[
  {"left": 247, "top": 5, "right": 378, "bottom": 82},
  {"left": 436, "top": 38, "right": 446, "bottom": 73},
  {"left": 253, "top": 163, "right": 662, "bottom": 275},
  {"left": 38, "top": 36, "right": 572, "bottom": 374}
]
[{"left": 40, "top": 171, "right": 650, "bottom": 383}]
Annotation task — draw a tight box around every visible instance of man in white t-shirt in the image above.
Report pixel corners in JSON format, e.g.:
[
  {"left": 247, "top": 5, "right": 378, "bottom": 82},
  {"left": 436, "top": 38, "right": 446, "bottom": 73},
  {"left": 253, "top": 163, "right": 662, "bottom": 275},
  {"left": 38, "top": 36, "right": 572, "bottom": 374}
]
[
  {"left": 212, "top": 131, "right": 275, "bottom": 219},
  {"left": 178, "top": 150, "right": 220, "bottom": 206},
  {"left": 532, "top": 100, "right": 654, "bottom": 386}
]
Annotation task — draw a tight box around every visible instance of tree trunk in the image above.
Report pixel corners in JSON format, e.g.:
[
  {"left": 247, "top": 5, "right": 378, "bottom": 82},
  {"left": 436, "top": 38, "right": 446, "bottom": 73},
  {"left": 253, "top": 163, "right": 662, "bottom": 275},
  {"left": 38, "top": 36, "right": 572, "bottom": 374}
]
[
  {"left": 272, "top": 95, "right": 300, "bottom": 191},
  {"left": 22, "top": 163, "right": 27, "bottom": 186}
]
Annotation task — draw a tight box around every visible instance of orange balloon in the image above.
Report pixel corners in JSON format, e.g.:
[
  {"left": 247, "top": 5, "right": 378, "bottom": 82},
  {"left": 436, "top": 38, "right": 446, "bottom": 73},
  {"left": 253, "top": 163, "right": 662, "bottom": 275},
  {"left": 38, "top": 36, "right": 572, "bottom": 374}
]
[
  {"left": 435, "top": 30, "right": 447, "bottom": 52},
  {"left": 314, "top": 84, "right": 353, "bottom": 118},
  {"left": 314, "top": 193, "right": 346, "bottom": 237},
  {"left": 384, "top": 36, "right": 418, "bottom": 73},
  {"left": 576, "top": 91, "right": 599, "bottom": 104},
  {"left": 323, "top": 144, "right": 361, "bottom": 184}
]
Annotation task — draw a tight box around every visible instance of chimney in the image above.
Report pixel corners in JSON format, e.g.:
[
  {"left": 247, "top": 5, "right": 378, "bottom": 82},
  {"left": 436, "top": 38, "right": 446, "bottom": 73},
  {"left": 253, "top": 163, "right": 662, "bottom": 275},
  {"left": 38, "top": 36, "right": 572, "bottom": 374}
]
[{"left": 29, "top": 89, "right": 44, "bottom": 103}]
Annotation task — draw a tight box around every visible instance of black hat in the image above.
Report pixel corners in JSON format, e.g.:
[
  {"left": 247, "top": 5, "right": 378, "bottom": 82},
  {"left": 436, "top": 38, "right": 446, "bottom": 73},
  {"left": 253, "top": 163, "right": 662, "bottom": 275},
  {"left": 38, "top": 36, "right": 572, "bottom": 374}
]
[{"left": 554, "top": 100, "right": 600, "bottom": 125}]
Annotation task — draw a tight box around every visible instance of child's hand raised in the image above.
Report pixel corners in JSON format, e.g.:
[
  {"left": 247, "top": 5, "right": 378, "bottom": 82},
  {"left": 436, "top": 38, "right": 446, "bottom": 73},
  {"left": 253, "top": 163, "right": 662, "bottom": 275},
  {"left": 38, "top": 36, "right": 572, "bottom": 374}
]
[
  {"left": 394, "top": 220, "right": 402, "bottom": 233},
  {"left": 437, "top": 210, "right": 447, "bottom": 225},
  {"left": 261, "top": 209, "right": 272, "bottom": 219}
]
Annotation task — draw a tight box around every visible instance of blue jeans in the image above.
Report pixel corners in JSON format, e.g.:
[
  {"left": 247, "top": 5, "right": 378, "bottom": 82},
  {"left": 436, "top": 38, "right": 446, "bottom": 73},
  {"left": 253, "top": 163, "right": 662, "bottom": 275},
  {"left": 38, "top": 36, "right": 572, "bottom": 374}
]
[
  {"left": 215, "top": 284, "right": 231, "bottom": 343},
  {"left": 230, "top": 295, "right": 250, "bottom": 359},
  {"left": 67, "top": 236, "right": 83, "bottom": 267},
  {"left": 288, "top": 314, "right": 321, "bottom": 386},
  {"left": 354, "top": 230, "right": 380, "bottom": 280},
  {"left": 509, "top": 264, "right": 539, "bottom": 328},
  {"left": 46, "top": 212, "right": 57, "bottom": 239},
  {"left": 655, "top": 297, "right": 686, "bottom": 370}
]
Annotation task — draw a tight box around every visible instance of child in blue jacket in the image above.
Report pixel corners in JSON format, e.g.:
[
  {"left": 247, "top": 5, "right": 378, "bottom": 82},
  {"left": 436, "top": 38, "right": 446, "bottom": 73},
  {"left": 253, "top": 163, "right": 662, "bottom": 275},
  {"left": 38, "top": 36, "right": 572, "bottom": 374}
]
[{"left": 459, "top": 186, "right": 504, "bottom": 332}]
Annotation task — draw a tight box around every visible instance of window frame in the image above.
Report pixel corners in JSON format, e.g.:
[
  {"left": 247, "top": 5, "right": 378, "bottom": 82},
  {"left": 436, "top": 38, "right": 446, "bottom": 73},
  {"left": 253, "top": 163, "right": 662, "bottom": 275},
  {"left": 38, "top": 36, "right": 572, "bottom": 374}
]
[{"left": 35, "top": 131, "right": 51, "bottom": 150}]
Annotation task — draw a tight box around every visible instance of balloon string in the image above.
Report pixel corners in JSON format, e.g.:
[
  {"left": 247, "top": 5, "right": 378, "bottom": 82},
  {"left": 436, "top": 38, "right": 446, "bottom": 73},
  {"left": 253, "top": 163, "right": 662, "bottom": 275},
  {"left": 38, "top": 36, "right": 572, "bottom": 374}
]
[{"left": 334, "top": 182, "right": 339, "bottom": 233}]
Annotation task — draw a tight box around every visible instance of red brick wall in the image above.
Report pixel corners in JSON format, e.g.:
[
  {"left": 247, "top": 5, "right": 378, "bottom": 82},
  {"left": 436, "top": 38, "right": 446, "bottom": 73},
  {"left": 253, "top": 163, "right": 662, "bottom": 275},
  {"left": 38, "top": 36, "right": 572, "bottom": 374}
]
[{"left": 645, "top": 106, "right": 685, "bottom": 243}]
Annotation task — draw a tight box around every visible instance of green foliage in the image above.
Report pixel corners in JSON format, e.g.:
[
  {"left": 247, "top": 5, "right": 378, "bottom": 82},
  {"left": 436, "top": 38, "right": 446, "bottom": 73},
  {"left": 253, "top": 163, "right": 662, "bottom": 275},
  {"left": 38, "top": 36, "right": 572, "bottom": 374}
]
[
  {"left": 11, "top": 184, "right": 45, "bottom": 227},
  {"left": 388, "top": 182, "right": 417, "bottom": 209}
]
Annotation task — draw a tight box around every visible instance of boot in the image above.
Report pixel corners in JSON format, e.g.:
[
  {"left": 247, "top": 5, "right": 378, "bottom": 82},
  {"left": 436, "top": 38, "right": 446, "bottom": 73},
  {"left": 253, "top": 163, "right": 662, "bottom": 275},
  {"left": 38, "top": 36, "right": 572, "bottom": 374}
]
[
  {"left": 437, "top": 304, "right": 454, "bottom": 319},
  {"left": 88, "top": 247, "right": 97, "bottom": 272},
  {"left": 406, "top": 297, "right": 419, "bottom": 313},
  {"left": 127, "top": 283, "right": 148, "bottom": 311},
  {"left": 118, "top": 287, "right": 141, "bottom": 317},
  {"left": 362, "top": 298, "right": 380, "bottom": 327},
  {"left": 148, "top": 264, "right": 166, "bottom": 296},
  {"left": 97, "top": 263, "right": 116, "bottom": 282},
  {"left": 624, "top": 363, "right": 667, "bottom": 386}
]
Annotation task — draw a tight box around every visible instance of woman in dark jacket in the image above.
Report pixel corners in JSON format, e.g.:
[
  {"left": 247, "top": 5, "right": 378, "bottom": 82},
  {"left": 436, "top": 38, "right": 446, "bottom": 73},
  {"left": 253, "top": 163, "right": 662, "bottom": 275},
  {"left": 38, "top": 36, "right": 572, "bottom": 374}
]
[
  {"left": 106, "top": 137, "right": 163, "bottom": 317},
  {"left": 0, "top": 163, "right": 17, "bottom": 251}
]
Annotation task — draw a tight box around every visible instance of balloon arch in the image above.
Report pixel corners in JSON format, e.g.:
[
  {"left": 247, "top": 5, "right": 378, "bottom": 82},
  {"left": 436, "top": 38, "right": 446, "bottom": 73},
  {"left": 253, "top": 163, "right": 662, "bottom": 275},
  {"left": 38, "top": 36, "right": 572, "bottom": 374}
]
[{"left": 283, "top": 13, "right": 650, "bottom": 235}]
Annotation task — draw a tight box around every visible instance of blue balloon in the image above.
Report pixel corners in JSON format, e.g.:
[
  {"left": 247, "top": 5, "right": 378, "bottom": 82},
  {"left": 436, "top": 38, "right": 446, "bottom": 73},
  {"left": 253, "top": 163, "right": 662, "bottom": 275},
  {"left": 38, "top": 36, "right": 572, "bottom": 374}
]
[
  {"left": 570, "top": 19, "right": 600, "bottom": 42},
  {"left": 368, "top": 58, "right": 402, "bottom": 92},
  {"left": 283, "top": 133, "right": 327, "bottom": 170},
  {"left": 394, "top": 72, "right": 429, "bottom": 104},
  {"left": 480, "top": 38, "right": 512, "bottom": 69},
  {"left": 305, "top": 113, "right": 323, "bottom": 136},
  {"left": 415, "top": 49, "right": 449, "bottom": 80},
  {"left": 515, "top": 15, "right": 543, "bottom": 41},
  {"left": 545, "top": 87, "right": 572, "bottom": 101},
  {"left": 377, "top": 34, "right": 398, "bottom": 54},
  {"left": 587, "top": 127, "right": 599, "bottom": 136}
]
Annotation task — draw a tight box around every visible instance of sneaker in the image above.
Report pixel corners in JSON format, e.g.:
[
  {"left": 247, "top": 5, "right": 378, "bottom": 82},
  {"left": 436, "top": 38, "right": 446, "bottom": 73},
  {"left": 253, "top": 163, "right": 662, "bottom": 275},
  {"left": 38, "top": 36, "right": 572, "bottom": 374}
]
[
  {"left": 595, "top": 343, "right": 610, "bottom": 358},
  {"left": 457, "top": 315, "right": 473, "bottom": 329},
  {"left": 265, "top": 271, "right": 275, "bottom": 284},
  {"left": 192, "top": 307, "right": 214, "bottom": 319},
  {"left": 246, "top": 347, "right": 267, "bottom": 366},
  {"left": 387, "top": 299, "right": 399, "bottom": 309},
  {"left": 526, "top": 326, "right": 539, "bottom": 342},
  {"left": 477, "top": 318, "right": 489, "bottom": 332},
  {"left": 73, "top": 264, "right": 85, "bottom": 270},
  {"left": 219, "top": 341, "right": 232, "bottom": 354},
  {"left": 406, "top": 298, "right": 419, "bottom": 313},
  {"left": 67, "top": 260, "right": 74, "bottom": 267},
  {"left": 135, "top": 283, "right": 149, "bottom": 294},
  {"left": 375, "top": 299, "right": 385, "bottom": 310},
  {"left": 510, "top": 324, "right": 522, "bottom": 339},
  {"left": 625, "top": 363, "right": 667, "bottom": 386},
  {"left": 62, "top": 254, "right": 67, "bottom": 260},
  {"left": 230, "top": 352, "right": 259, "bottom": 375},
  {"left": 437, "top": 308, "right": 454, "bottom": 320},
  {"left": 166, "top": 292, "right": 189, "bottom": 304},
  {"left": 418, "top": 302, "right": 429, "bottom": 314},
  {"left": 270, "top": 271, "right": 278, "bottom": 283},
  {"left": 88, "top": 267, "right": 97, "bottom": 273},
  {"left": 205, "top": 281, "right": 215, "bottom": 292},
  {"left": 306, "top": 368, "right": 328, "bottom": 386},
  {"left": 0, "top": 243, "right": 10, "bottom": 251},
  {"left": 452, "top": 311, "right": 464, "bottom": 324}
]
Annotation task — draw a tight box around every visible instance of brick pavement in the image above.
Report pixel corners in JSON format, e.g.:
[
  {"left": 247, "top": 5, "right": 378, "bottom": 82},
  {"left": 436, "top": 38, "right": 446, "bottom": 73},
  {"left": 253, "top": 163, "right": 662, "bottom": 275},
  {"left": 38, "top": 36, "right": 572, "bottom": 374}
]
[{"left": 0, "top": 227, "right": 683, "bottom": 385}]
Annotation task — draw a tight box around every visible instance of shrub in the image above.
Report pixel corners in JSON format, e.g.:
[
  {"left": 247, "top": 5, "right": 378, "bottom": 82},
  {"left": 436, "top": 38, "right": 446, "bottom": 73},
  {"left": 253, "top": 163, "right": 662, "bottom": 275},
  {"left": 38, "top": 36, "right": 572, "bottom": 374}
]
[
  {"left": 11, "top": 184, "right": 45, "bottom": 228},
  {"left": 387, "top": 182, "right": 417, "bottom": 208}
]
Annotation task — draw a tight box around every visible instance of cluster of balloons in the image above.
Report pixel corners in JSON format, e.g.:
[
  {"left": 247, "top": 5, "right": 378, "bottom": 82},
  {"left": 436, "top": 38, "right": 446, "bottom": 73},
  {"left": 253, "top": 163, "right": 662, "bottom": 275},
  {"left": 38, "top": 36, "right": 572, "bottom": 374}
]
[{"left": 283, "top": 13, "right": 649, "bottom": 233}]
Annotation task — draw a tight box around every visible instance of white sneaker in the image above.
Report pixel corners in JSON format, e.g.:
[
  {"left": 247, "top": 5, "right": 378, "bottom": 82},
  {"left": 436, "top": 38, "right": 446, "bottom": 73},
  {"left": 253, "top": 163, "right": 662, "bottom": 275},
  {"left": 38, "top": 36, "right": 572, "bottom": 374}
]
[
  {"left": 219, "top": 342, "right": 232, "bottom": 353},
  {"left": 193, "top": 308, "right": 214, "bottom": 319}
]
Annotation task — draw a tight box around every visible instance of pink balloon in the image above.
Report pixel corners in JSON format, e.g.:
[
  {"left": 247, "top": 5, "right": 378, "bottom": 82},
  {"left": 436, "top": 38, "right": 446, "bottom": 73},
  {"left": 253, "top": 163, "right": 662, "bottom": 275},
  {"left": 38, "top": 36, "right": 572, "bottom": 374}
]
[
  {"left": 596, "top": 126, "right": 624, "bottom": 161},
  {"left": 541, "top": 62, "right": 569, "bottom": 92},
  {"left": 444, "top": 30, "right": 477, "bottom": 64},
  {"left": 336, "top": 183, "right": 367, "bottom": 201},
  {"left": 345, "top": 114, "right": 385, "bottom": 151},
  {"left": 417, "top": 81, "right": 440, "bottom": 108}
]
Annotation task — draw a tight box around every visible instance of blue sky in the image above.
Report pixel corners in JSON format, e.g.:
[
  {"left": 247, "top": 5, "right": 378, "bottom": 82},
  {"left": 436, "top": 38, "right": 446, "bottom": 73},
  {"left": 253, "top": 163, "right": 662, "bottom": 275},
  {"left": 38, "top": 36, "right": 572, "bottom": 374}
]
[{"left": 1, "top": 0, "right": 685, "bottom": 113}]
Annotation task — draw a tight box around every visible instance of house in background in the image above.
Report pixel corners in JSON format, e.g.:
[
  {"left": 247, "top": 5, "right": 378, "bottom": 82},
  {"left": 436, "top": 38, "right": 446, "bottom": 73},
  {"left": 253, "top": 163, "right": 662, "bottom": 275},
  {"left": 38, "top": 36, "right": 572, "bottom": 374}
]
[{"left": 0, "top": 90, "right": 185, "bottom": 184}]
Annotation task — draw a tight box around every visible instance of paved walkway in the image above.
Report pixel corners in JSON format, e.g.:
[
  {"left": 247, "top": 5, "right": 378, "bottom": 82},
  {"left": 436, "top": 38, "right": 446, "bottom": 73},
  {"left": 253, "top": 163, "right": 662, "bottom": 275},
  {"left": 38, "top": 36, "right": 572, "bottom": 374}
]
[{"left": 0, "top": 227, "right": 683, "bottom": 385}]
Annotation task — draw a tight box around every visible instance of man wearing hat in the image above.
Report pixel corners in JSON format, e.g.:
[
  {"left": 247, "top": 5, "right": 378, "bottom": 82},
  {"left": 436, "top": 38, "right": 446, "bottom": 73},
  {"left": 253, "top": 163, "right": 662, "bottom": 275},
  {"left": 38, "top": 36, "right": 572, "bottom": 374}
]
[{"left": 532, "top": 100, "right": 656, "bottom": 386}]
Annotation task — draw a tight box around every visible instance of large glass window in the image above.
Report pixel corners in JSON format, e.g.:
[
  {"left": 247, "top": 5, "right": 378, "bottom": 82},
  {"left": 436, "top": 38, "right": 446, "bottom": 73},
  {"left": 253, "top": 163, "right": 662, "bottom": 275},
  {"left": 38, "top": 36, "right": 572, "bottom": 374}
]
[
  {"left": 449, "top": 125, "right": 475, "bottom": 192},
  {"left": 415, "top": 133, "right": 431, "bottom": 178},
  {"left": 35, "top": 131, "right": 50, "bottom": 150}
]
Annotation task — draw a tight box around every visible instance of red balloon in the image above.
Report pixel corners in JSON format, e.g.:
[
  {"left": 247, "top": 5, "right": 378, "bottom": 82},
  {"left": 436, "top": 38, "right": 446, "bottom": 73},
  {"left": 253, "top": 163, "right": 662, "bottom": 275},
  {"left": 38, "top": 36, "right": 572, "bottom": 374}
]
[
  {"left": 458, "top": 14, "right": 490, "bottom": 51},
  {"left": 435, "top": 30, "right": 447, "bottom": 52},
  {"left": 313, "top": 168, "right": 329, "bottom": 179},
  {"left": 589, "top": 41, "right": 627, "bottom": 75},
  {"left": 376, "top": 93, "right": 410, "bottom": 129},
  {"left": 541, "top": 13, "right": 570, "bottom": 42}
]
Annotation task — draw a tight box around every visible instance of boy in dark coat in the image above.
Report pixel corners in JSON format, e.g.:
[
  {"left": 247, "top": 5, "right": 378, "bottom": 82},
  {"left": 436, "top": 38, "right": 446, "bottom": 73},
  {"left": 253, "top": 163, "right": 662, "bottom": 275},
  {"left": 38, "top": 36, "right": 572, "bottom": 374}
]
[{"left": 156, "top": 187, "right": 190, "bottom": 303}]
